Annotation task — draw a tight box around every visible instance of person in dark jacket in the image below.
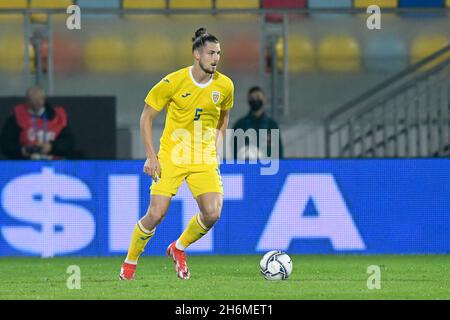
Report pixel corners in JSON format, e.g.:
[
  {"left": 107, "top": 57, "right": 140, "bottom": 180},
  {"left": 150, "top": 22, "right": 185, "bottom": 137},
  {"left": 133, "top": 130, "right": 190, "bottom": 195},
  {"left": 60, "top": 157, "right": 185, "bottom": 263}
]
[
  {"left": 0, "top": 86, "right": 75, "bottom": 160},
  {"left": 232, "top": 86, "right": 283, "bottom": 160}
]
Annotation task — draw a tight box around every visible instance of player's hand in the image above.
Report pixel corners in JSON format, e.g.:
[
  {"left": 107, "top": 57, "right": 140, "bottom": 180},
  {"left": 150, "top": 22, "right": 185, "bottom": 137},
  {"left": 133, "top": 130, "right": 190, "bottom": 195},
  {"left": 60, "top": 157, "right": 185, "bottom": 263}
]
[
  {"left": 144, "top": 155, "right": 161, "bottom": 182},
  {"left": 38, "top": 142, "right": 52, "bottom": 155}
]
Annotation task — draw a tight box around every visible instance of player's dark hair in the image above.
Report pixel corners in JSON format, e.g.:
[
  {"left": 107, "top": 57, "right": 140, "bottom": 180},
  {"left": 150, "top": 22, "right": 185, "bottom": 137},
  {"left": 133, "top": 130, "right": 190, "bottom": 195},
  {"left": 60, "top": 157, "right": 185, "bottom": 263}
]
[
  {"left": 192, "top": 27, "right": 219, "bottom": 52},
  {"left": 248, "top": 86, "right": 264, "bottom": 95}
]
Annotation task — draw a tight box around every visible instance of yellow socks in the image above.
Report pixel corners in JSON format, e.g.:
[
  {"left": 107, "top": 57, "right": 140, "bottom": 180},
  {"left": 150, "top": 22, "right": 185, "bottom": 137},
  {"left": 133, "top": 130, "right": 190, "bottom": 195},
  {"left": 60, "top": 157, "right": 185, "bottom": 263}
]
[
  {"left": 125, "top": 213, "right": 209, "bottom": 261},
  {"left": 176, "top": 213, "right": 209, "bottom": 250},
  {"left": 125, "top": 220, "right": 155, "bottom": 264}
]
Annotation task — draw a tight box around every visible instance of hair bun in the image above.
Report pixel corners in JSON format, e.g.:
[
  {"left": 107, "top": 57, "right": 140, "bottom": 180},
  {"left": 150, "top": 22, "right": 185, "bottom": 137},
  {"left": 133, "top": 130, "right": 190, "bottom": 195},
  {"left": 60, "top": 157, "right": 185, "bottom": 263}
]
[{"left": 192, "top": 27, "right": 207, "bottom": 42}]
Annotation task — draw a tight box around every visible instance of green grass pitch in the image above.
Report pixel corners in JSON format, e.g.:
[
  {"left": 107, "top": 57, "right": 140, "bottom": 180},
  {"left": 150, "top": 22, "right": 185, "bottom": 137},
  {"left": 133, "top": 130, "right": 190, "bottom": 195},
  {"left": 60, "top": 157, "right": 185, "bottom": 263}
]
[{"left": 0, "top": 255, "right": 449, "bottom": 300}]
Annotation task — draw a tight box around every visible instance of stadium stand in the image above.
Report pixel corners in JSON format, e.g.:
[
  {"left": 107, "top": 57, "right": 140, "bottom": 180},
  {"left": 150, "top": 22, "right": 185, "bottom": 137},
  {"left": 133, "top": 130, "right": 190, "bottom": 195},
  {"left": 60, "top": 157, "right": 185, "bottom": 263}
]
[
  {"left": 122, "top": 0, "right": 167, "bottom": 21},
  {"left": 53, "top": 34, "right": 83, "bottom": 74},
  {"left": 308, "top": 0, "right": 352, "bottom": 19},
  {"left": 0, "top": 0, "right": 27, "bottom": 22},
  {"left": 123, "top": 0, "right": 167, "bottom": 8},
  {"left": 318, "top": 35, "right": 361, "bottom": 72},
  {"left": 84, "top": 36, "right": 128, "bottom": 73},
  {"left": 262, "top": 0, "right": 307, "bottom": 22},
  {"left": 225, "top": 33, "right": 260, "bottom": 73},
  {"left": 277, "top": 35, "right": 315, "bottom": 72},
  {"left": 175, "top": 35, "right": 198, "bottom": 68},
  {"left": 0, "top": 35, "right": 35, "bottom": 73},
  {"left": 410, "top": 34, "right": 450, "bottom": 71},
  {"left": 30, "top": 0, "right": 74, "bottom": 23},
  {"left": 215, "top": 0, "right": 260, "bottom": 19},
  {"left": 76, "top": 0, "right": 120, "bottom": 18},
  {"left": 130, "top": 35, "right": 175, "bottom": 72},
  {"left": 354, "top": 0, "right": 398, "bottom": 8},
  {"left": 309, "top": 0, "right": 352, "bottom": 8},
  {"left": 290, "top": 35, "right": 315, "bottom": 72},
  {"left": 169, "top": 0, "right": 213, "bottom": 9},
  {"left": 398, "top": 0, "right": 444, "bottom": 7},
  {"left": 216, "top": 0, "right": 260, "bottom": 9},
  {"left": 364, "top": 35, "right": 408, "bottom": 72}
]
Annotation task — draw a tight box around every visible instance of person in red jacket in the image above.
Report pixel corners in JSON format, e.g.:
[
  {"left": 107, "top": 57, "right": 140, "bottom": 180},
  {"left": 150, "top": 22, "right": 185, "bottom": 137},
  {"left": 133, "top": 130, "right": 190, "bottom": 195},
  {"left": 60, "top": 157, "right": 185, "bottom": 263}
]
[{"left": 0, "top": 86, "right": 75, "bottom": 160}]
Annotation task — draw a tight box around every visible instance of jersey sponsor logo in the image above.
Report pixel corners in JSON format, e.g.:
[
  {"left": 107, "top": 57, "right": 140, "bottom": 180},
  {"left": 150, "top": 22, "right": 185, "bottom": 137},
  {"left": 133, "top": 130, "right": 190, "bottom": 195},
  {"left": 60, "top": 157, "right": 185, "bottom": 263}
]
[
  {"left": 212, "top": 91, "right": 220, "bottom": 104},
  {"left": 181, "top": 93, "right": 191, "bottom": 98}
]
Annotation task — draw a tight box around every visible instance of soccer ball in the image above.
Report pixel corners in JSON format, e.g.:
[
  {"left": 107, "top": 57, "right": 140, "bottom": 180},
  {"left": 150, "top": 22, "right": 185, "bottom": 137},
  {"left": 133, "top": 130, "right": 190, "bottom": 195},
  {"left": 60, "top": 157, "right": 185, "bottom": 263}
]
[{"left": 259, "top": 250, "right": 293, "bottom": 281}]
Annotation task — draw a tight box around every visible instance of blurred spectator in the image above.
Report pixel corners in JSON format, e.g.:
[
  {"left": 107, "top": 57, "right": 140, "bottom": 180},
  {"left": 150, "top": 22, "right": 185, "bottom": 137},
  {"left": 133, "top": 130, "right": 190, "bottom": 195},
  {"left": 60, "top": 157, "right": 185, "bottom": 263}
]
[
  {"left": 0, "top": 86, "right": 75, "bottom": 160},
  {"left": 233, "top": 86, "right": 283, "bottom": 160}
]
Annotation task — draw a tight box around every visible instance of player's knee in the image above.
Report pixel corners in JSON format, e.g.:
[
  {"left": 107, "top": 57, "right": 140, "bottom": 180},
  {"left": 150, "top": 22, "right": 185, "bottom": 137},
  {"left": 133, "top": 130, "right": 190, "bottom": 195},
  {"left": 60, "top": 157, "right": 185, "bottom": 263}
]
[{"left": 201, "top": 202, "right": 222, "bottom": 225}]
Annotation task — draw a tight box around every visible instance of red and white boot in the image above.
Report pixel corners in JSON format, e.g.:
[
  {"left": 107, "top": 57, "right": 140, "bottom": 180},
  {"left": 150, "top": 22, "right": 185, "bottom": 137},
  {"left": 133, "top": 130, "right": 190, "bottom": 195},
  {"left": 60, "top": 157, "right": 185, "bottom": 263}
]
[
  {"left": 119, "top": 262, "right": 137, "bottom": 280},
  {"left": 166, "top": 241, "right": 190, "bottom": 280}
]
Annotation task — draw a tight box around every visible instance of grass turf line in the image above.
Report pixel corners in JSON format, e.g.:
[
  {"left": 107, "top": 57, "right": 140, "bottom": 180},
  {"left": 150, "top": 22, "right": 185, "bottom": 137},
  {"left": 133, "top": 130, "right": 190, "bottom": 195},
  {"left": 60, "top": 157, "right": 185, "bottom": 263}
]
[{"left": 0, "top": 255, "right": 449, "bottom": 300}]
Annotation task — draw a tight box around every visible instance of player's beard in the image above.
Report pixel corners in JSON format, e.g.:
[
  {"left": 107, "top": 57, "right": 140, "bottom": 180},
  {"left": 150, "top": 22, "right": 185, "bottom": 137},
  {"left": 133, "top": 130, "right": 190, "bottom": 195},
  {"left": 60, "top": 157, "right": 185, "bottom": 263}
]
[{"left": 199, "top": 60, "right": 215, "bottom": 75}]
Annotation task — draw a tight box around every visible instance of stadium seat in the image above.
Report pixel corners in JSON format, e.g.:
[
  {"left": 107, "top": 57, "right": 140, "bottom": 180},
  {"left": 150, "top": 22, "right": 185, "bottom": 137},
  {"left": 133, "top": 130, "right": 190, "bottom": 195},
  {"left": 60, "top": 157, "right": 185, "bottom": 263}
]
[
  {"left": 170, "top": 0, "right": 213, "bottom": 9},
  {"left": 290, "top": 35, "right": 315, "bottom": 72},
  {"left": 175, "top": 36, "right": 195, "bottom": 68},
  {"left": 223, "top": 34, "right": 259, "bottom": 72},
  {"left": 215, "top": 0, "right": 259, "bottom": 19},
  {"left": 364, "top": 35, "right": 408, "bottom": 72},
  {"left": 0, "top": 0, "right": 27, "bottom": 21},
  {"left": 354, "top": 0, "right": 398, "bottom": 8},
  {"left": 77, "top": 0, "right": 120, "bottom": 18},
  {"left": 262, "top": 0, "right": 307, "bottom": 22},
  {"left": 0, "top": 35, "right": 35, "bottom": 73},
  {"left": 123, "top": 0, "right": 166, "bottom": 9},
  {"left": 308, "top": 0, "right": 352, "bottom": 19},
  {"left": 276, "top": 35, "right": 315, "bottom": 72},
  {"left": 318, "top": 35, "right": 361, "bottom": 72},
  {"left": 53, "top": 34, "right": 83, "bottom": 74},
  {"left": 216, "top": 0, "right": 259, "bottom": 9},
  {"left": 0, "top": 0, "right": 27, "bottom": 8},
  {"left": 84, "top": 36, "right": 128, "bottom": 73},
  {"left": 399, "top": 0, "right": 444, "bottom": 17},
  {"left": 398, "top": 0, "right": 444, "bottom": 7},
  {"left": 30, "top": 0, "right": 74, "bottom": 24},
  {"left": 130, "top": 35, "right": 175, "bottom": 72},
  {"left": 122, "top": 0, "right": 166, "bottom": 21},
  {"left": 410, "top": 35, "right": 450, "bottom": 71},
  {"left": 309, "top": 0, "right": 352, "bottom": 7}
]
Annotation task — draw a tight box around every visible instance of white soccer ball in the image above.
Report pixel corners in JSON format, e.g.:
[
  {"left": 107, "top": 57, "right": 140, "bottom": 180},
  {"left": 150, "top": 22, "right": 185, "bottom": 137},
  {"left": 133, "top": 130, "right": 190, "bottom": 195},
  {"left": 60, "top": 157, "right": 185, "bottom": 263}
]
[{"left": 259, "top": 250, "right": 293, "bottom": 281}]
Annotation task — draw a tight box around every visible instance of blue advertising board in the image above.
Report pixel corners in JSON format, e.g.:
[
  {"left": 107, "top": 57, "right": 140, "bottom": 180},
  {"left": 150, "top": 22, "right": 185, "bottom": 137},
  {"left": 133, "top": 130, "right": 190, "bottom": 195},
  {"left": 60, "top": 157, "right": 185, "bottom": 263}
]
[{"left": 0, "top": 159, "right": 449, "bottom": 256}]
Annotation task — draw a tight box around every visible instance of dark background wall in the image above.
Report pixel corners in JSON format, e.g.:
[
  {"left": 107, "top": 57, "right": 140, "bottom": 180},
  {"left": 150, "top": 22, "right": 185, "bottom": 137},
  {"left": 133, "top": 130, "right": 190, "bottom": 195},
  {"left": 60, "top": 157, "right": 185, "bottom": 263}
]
[{"left": 0, "top": 97, "right": 116, "bottom": 159}]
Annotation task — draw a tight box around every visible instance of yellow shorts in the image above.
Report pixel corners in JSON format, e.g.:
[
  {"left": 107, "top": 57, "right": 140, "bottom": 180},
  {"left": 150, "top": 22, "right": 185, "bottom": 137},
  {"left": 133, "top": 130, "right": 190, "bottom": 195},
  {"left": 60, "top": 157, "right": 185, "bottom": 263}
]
[{"left": 150, "top": 161, "right": 223, "bottom": 198}]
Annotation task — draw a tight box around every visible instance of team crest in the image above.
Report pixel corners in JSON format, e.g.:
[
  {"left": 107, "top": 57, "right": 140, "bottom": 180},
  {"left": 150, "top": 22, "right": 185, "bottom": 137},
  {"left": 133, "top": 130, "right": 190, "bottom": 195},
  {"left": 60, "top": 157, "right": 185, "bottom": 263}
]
[{"left": 212, "top": 91, "right": 221, "bottom": 104}]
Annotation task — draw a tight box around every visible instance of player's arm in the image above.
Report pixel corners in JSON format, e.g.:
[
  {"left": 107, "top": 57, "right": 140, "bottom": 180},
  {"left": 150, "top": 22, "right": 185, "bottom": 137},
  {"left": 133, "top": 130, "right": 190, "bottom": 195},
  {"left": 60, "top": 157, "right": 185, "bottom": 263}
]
[
  {"left": 141, "top": 75, "right": 172, "bottom": 179},
  {"left": 215, "top": 109, "right": 229, "bottom": 159},
  {"left": 140, "top": 104, "right": 161, "bottom": 180}
]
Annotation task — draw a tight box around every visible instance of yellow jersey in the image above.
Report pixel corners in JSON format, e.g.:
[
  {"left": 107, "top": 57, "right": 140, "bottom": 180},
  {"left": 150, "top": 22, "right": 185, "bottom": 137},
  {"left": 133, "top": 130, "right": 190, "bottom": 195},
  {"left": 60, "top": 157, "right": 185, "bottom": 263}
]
[{"left": 145, "top": 66, "right": 234, "bottom": 167}]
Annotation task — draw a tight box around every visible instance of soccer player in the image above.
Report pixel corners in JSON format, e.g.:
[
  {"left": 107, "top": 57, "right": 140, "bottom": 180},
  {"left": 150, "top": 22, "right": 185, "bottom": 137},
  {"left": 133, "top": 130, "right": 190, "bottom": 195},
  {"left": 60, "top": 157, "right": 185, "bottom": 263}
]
[{"left": 119, "top": 27, "right": 234, "bottom": 280}]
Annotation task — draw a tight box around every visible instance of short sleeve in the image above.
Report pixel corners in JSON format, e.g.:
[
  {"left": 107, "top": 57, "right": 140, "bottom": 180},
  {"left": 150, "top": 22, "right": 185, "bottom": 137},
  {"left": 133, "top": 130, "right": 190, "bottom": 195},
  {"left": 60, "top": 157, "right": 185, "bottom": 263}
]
[
  {"left": 221, "top": 81, "right": 234, "bottom": 111},
  {"left": 144, "top": 77, "right": 173, "bottom": 111}
]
